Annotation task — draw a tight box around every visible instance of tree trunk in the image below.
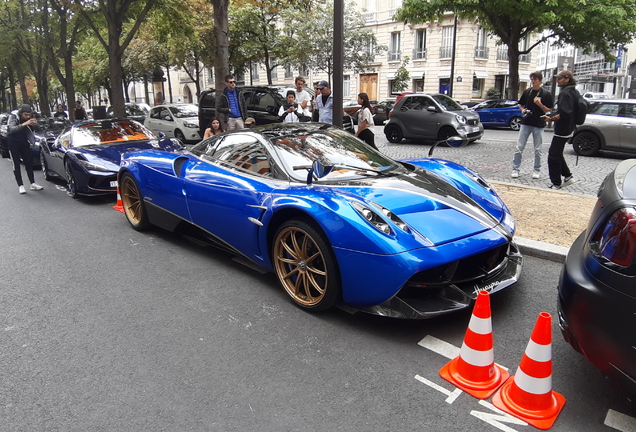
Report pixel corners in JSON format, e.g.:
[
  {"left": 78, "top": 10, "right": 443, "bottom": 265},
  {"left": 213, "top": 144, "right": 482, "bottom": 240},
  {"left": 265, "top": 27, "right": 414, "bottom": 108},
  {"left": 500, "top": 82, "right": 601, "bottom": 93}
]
[
  {"left": 213, "top": 0, "right": 230, "bottom": 128},
  {"left": 507, "top": 42, "right": 521, "bottom": 100}
]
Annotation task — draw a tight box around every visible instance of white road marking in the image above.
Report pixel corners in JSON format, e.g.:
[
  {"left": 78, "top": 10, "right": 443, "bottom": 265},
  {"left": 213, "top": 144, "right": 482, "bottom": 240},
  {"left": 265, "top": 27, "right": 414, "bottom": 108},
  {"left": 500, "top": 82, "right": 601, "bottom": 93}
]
[
  {"left": 470, "top": 400, "right": 528, "bottom": 432},
  {"left": 414, "top": 374, "right": 462, "bottom": 404},
  {"left": 605, "top": 409, "right": 636, "bottom": 431}
]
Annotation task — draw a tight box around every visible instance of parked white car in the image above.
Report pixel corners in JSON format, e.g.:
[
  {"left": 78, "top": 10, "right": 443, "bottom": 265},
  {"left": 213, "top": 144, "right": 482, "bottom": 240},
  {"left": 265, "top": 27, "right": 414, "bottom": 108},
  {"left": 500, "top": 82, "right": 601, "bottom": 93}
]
[
  {"left": 145, "top": 103, "right": 201, "bottom": 143},
  {"left": 582, "top": 92, "right": 611, "bottom": 101}
]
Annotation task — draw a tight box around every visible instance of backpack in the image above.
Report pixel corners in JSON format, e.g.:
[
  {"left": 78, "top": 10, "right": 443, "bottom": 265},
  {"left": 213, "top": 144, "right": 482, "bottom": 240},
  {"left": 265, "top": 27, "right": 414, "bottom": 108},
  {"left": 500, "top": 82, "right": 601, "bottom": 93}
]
[{"left": 574, "top": 91, "right": 588, "bottom": 125}]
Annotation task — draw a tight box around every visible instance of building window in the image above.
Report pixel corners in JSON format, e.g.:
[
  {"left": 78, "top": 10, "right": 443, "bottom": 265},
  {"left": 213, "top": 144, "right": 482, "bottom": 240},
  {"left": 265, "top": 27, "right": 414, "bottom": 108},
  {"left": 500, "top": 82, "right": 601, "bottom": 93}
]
[
  {"left": 440, "top": 26, "right": 454, "bottom": 59},
  {"left": 389, "top": 0, "right": 402, "bottom": 20},
  {"left": 472, "top": 76, "right": 484, "bottom": 98},
  {"left": 299, "top": 66, "right": 308, "bottom": 78},
  {"left": 519, "top": 36, "right": 531, "bottom": 63},
  {"left": 475, "top": 27, "right": 489, "bottom": 59},
  {"left": 270, "top": 58, "right": 277, "bottom": 79},
  {"left": 343, "top": 75, "right": 350, "bottom": 97},
  {"left": 414, "top": 29, "right": 426, "bottom": 60},
  {"left": 284, "top": 65, "right": 293, "bottom": 79},
  {"left": 251, "top": 62, "right": 259, "bottom": 80},
  {"left": 389, "top": 32, "right": 401, "bottom": 61}
]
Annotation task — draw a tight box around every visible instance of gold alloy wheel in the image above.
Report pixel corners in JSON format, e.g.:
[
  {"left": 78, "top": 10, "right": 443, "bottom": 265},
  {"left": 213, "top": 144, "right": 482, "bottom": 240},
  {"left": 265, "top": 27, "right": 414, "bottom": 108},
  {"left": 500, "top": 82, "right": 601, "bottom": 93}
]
[
  {"left": 273, "top": 226, "right": 329, "bottom": 307},
  {"left": 120, "top": 176, "right": 143, "bottom": 226}
]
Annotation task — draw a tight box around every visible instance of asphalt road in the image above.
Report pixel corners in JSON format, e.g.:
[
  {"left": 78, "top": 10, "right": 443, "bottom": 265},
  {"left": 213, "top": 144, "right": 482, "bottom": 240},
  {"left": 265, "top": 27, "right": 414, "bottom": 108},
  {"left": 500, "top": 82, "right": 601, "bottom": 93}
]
[{"left": 1, "top": 132, "right": 635, "bottom": 431}]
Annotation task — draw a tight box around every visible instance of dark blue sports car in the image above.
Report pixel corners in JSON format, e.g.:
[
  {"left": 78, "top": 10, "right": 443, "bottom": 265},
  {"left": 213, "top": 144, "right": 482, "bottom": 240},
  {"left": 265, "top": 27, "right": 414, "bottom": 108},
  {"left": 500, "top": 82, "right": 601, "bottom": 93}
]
[
  {"left": 471, "top": 99, "right": 523, "bottom": 131},
  {"left": 40, "top": 118, "right": 184, "bottom": 198},
  {"left": 118, "top": 123, "right": 522, "bottom": 318}
]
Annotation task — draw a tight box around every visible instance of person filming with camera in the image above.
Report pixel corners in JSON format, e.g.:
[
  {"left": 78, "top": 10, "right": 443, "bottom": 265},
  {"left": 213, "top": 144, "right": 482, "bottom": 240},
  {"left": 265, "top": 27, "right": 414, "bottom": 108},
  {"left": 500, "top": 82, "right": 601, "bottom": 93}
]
[
  {"left": 7, "top": 104, "right": 44, "bottom": 194},
  {"left": 510, "top": 71, "right": 553, "bottom": 180}
]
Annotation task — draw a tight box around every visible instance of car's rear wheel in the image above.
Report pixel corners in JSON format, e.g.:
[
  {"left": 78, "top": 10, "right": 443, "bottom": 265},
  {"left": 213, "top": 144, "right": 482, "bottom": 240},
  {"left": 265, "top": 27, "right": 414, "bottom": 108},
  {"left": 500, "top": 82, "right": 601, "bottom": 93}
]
[
  {"left": 509, "top": 116, "right": 522, "bottom": 131},
  {"left": 573, "top": 131, "right": 601, "bottom": 156},
  {"left": 272, "top": 220, "right": 341, "bottom": 311},
  {"left": 65, "top": 160, "right": 79, "bottom": 199},
  {"left": 40, "top": 151, "right": 52, "bottom": 181},
  {"left": 385, "top": 125, "right": 403, "bottom": 143},
  {"left": 120, "top": 172, "right": 150, "bottom": 231},
  {"left": 437, "top": 126, "right": 457, "bottom": 142},
  {"left": 175, "top": 129, "right": 186, "bottom": 143}
]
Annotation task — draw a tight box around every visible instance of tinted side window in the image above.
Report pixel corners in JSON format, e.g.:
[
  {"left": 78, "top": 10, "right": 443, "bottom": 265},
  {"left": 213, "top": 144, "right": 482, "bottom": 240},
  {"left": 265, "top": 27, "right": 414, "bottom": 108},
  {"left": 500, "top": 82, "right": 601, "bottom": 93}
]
[
  {"left": 212, "top": 134, "right": 271, "bottom": 176},
  {"left": 199, "top": 91, "right": 216, "bottom": 108},
  {"left": 401, "top": 97, "right": 428, "bottom": 111},
  {"left": 501, "top": 100, "right": 518, "bottom": 108},
  {"left": 150, "top": 109, "right": 161, "bottom": 119},
  {"left": 251, "top": 91, "right": 276, "bottom": 112},
  {"left": 590, "top": 103, "right": 620, "bottom": 117}
]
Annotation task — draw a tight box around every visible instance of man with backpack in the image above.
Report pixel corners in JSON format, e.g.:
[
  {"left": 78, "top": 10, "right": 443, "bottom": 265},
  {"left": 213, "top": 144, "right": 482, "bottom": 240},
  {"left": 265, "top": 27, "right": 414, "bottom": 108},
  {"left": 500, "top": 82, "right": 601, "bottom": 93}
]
[{"left": 544, "top": 70, "right": 579, "bottom": 189}]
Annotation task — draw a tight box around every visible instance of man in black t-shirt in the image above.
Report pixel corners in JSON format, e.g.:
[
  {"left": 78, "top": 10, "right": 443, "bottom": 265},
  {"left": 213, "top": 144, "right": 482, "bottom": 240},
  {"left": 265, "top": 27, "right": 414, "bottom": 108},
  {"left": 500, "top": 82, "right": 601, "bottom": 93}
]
[{"left": 511, "top": 71, "right": 554, "bottom": 180}]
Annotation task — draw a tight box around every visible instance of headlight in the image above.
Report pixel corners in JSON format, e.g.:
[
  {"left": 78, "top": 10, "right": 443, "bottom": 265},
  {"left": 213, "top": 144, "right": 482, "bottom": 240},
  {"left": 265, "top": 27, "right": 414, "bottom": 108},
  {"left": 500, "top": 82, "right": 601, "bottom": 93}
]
[
  {"left": 351, "top": 201, "right": 412, "bottom": 236},
  {"left": 455, "top": 115, "right": 467, "bottom": 124},
  {"left": 184, "top": 122, "right": 199, "bottom": 128},
  {"left": 502, "top": 211, "right": 515, "bottom": 235},
  {"left": 79, "top": 160, "right": 112, "bottom": 172}
]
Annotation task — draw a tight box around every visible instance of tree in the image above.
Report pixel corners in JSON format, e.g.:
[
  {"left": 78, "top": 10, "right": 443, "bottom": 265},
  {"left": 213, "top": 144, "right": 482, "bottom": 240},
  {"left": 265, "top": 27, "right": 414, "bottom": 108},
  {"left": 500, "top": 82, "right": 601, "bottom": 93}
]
[
  {"left": 393, "top": 56, "right": 410, "bottom": 92},
  {"left": 285, "top": 2, "right": 385, "bottom": 82},
  {"left": 212, "top": 0, "right": 230, "bottom": 128},
  {"left": 74, "top": 0, "right": 158, "bottom": 117},
  {"left": 394, "top": 0, "right": 636, "bottom": 99}
]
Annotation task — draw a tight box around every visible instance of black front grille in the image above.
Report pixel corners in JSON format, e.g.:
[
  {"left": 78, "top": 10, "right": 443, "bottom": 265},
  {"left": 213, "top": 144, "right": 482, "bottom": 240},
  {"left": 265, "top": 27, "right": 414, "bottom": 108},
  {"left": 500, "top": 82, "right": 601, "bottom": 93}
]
[
  {"left": 467, "top": 119, "right": 479, "bottom": 126},
  {"left": 403, "top": 243, "right": 509, "bottom": 295}
]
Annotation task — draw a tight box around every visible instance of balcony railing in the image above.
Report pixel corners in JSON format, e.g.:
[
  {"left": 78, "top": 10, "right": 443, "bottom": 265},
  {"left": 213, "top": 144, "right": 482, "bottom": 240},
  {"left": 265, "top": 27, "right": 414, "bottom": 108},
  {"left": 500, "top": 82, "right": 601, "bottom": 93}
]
[
  {"left": 364, "top": 12, "right": 376, "bottom": 23},
  {"left": 474, "top": 46, "right": 489, "bottom": 59},
  {"left": 439, "top": 46, "right": 453, "bottom": 59},
  {"left": 388, "top": 51, "right": 401, "bottom": 62},
  {"left": 496, "top": 47, "right": 509, "bottom": 61},
  {"left": 413, "top": 48, "right": 427, "bottom": 60}
]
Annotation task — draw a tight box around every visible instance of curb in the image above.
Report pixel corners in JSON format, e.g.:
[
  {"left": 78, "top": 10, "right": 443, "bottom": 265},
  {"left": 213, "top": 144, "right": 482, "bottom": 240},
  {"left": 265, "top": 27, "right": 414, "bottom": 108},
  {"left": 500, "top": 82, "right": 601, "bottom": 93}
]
[{"left": 515, "top": 237, "right": 568, "bottom": 263}]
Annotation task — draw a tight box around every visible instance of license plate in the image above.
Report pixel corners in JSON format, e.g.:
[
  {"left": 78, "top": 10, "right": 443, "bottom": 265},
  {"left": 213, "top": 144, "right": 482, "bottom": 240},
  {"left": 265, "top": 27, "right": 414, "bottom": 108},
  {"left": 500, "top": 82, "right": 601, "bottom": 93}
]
[
  {"left": 110, "top": 181, "right": 118, "bottom": 188},
  {"left": 472, "top": 126, "right": 481, "bottom": 133}
]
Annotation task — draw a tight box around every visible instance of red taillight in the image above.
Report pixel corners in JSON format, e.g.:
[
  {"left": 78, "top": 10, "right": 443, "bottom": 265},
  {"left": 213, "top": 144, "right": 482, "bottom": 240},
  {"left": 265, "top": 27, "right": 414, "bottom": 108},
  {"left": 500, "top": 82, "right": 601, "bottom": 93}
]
[
  {"left": 593, "top": 207, "right": 636, "bottom": 267},
  {"left": 388, "top": 109, "right": 392, "bottom": 119}
]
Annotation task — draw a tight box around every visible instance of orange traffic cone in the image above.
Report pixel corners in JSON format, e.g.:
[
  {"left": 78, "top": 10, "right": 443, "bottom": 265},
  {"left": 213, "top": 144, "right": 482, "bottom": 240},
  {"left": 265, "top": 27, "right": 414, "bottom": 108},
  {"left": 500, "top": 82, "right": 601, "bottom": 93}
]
[
  {"left": 113, "top": 185, "right": 124, "bottom": 213},
  {"left": 439, "top": 290, "right": 509, "bottom": 399},
  {"left": 492, "top": 312, "right": 566, "bottom": 430}
]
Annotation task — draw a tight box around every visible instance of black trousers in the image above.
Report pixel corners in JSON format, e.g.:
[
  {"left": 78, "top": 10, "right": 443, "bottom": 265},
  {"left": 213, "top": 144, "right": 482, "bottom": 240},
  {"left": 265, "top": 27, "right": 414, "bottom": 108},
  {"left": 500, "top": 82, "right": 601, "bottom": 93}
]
[
  {"left": 547, "top": 135, "right": 572, "bottom": 186},
  {"left": 358, "top": 128, "right": 377, "bottom": 149},
  {"left": 8, "top": 140, "right": 35, "bottom": 187}
]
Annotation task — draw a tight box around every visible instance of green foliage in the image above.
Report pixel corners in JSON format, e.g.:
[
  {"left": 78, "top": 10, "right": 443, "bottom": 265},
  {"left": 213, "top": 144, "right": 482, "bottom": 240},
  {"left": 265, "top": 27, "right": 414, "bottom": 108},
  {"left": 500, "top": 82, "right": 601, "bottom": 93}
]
[
  {"left": 486, "top": 87, "right": 500, "bottom": 99},
  {"left": 393, "top": 56, "right": 410, "bottom": 92}
]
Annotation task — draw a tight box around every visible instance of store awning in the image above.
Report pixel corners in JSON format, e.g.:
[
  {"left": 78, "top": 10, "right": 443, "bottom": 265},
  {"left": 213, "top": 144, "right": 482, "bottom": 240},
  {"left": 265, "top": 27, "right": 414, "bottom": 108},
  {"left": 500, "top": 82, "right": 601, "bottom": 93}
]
[
  {"left": 386, "top": 72, "right": 396, "bottom": 80},
  {"left": 437, "top": 72, "right": 451, "bottom": 79},
  {"left": 411, "top": 72, "right": 425, "bottom": 79},
  {"left": 474, "top": 70, "right": 489, "bottom": 79}
]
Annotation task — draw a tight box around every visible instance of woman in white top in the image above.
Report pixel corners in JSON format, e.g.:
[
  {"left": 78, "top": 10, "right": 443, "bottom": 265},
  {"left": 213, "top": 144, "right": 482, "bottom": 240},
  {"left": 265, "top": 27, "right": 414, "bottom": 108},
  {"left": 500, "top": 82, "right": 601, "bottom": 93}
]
[{"left": 354, "top": 92, "right": 377, "bottom": 149}]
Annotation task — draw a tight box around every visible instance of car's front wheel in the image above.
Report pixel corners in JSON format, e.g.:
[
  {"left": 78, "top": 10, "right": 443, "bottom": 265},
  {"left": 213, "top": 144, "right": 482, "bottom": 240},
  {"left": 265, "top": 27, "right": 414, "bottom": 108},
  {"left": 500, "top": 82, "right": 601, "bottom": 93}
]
[
  {"left": 509, "top": 116, "right": 522, "bottom": 131},
  {"left": 120, "top": 172, "right": 150, "bottom": 231},
  {"left": 40, "top": 151, "right": 52, "bottom": 181},
  {"left": 175, "top": 129, "right": 186, "bottom": 143},
  {"left": 385, "top": 125, "right": 403, "bottom": 143},
  {"left": 437, "top": 126, "right": 457, "bottom": 142},
  {"left": 65, "top": 160, "right": 79, "bottom": 199},
  {"left": 272, "top": 220, "right": 341, "bottom": 311},
  {"left": 573, "top": 131, "right": 601, "bottom": 156}
]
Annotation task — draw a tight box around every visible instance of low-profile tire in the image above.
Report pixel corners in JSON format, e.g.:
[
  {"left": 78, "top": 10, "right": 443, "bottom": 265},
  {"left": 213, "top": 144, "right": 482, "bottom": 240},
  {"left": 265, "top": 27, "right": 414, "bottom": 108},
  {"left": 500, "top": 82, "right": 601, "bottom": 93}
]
[
  {"left": 120, "top": 172, "right": 150, "bottom": 231},
  {"left": 384, "top": 125, "right": 403, "bottom": 143},
  {"left": 509, "top": 116, "right": 522, "bottom": 131},
  {"left": 65, "top": 160, "right": 80, "bottom": 199},
  {"left": 40, "top": 151, "right": 52, "bottom": 181},
  {"left": 572, "top": 131, "right": 601, "bottom": 156},
  {"left": 272, "top": 220, "right": 341, "bottom": 311},
  {"left": 437, "top": 126, "right": 457, "bottom": 142},
  {"left": 175, "top": 129, "right": 186, "bottom": 143}
]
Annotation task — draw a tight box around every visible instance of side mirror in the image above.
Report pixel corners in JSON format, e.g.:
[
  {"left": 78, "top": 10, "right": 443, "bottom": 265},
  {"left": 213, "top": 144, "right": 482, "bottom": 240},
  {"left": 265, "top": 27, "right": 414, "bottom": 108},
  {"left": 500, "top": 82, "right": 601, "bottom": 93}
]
[
  {"left": 427, "top": 106, "right": 437, "bottom": 112},
  {"left": 158, "top": 132, "right": 166, "bottom": 138},
  {"left": 428, "top": 136, "right": 469, "bottom": 157}
]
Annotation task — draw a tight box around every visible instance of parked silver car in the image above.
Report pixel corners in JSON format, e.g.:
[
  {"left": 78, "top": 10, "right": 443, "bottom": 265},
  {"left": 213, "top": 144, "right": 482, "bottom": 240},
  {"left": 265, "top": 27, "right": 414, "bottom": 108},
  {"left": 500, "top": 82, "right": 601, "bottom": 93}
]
[
  {"left": 383, "top": 93, "right": 483, "bottom": 144},
  {"left": 571, "top": 99, "right": 636, "bottom": 156},
  {"left": 144, "top": 103, "right": 201, "bottom": 143}
]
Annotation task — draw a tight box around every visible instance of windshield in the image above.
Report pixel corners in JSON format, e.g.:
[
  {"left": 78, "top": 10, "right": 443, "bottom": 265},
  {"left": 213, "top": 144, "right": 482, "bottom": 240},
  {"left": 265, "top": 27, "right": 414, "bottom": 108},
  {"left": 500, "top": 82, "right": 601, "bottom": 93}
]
[
  {"left": 432, "top": 94, "right": 464, "bottom": 111},
  {"left": 270, "top": 128, "right": 400, "bottom": 181},
  {"left": 72, "top": 120, "right": 156, "bottom": 147},
  {"left": 169, "top": 105, "right": 198, "bottom": 118}
]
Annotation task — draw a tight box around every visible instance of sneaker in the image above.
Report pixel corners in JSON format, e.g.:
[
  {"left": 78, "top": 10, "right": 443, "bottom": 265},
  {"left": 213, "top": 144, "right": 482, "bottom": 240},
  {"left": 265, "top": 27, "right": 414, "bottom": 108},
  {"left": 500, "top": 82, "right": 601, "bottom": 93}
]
[
  {"left": 532, "top": 170, "right": 541, "bottom": 179},
  {"left": 30, "top": 183, "right": 43, "bottom": 191},
  {"left": 18, "top": 185, "right": 26, "bottom": 194},
  {"left": 548, "top": 183, "right": 562, "bottom": 190},
  {"left": 511, "top": 169, "right": 520, "bottom": 178},
  {"left": 562, "top": 175, "right": 576, "bottom": 187}
]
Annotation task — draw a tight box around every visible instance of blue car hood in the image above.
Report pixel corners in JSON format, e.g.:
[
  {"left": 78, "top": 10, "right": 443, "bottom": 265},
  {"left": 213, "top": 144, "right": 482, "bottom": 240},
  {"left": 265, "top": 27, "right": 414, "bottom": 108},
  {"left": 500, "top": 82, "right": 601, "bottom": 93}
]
[
  {"left": 333, "top": 167, "right": 510, "bottom": 245},
  {"left": 75, "top": 139, "right": 179, "bottom": 169}
]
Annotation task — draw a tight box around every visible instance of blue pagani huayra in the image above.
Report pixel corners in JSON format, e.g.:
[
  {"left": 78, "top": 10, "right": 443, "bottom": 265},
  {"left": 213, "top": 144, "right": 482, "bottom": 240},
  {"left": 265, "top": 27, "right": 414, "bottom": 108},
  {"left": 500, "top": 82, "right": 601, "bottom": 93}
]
[{"left": 118, "top": 123, "right": 522, "bottom": 319}]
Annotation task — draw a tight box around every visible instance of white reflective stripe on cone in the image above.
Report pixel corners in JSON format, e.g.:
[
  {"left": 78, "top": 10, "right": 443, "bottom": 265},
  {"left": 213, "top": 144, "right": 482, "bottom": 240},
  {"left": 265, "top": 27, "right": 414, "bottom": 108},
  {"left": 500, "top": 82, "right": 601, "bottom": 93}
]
[
  {"left": 468, "top": 315, "right": 492, "bottom": 335},
  {"left": 514, "top": 368, "right": 553, "bottom": 395},
  {"left": 459, "top": 344, "right": 494, "bottom": 367},
  {"left": 525, "top": 340, "right": 552, "bottom": 362}
]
